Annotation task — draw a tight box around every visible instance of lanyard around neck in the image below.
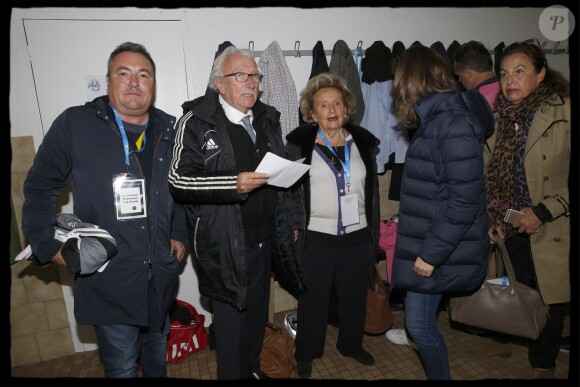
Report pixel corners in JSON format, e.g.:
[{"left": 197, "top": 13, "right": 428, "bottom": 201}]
[
  {"left": 109, "top": 103, "right": 148, "bottom": 167},
  {"left": 318, "top": 127, "right": 351, "bottom": 190}
]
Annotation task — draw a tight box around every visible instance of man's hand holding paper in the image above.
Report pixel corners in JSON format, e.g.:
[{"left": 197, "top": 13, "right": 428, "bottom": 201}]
[{"left": 255, "top": 152, "right": 310, "bottom": 188}]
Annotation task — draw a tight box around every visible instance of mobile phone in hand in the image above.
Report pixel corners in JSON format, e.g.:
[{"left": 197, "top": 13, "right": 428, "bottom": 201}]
[{"left": 504, "top": 209, "right": 524, "bottom": 225}]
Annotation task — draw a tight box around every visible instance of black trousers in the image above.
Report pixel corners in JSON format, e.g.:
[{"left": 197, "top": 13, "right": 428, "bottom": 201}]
[
  {"left": 211, "top": 240, "right": 272, "bottom": 380},
  {"left": 496, "top": 235, "right": 567, "bottom": 369},
  {"left": 294, "top": 239, "right": 369, "bottom": 362}
]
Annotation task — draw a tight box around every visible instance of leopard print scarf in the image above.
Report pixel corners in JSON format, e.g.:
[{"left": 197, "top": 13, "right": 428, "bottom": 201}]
[{"left": 485, "top": 82, "right": 552, "bottom": 238}]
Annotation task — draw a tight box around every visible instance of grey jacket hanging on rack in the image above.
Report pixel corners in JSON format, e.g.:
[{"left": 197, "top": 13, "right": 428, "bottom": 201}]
[{"left": 329, "top": 40, "right": 365, "bottom": 125}]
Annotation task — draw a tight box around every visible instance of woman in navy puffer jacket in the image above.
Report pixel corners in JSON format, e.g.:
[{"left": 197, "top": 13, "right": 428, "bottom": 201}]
[{"left": 390, "top": 46, "right": 494, "bottom": 380}]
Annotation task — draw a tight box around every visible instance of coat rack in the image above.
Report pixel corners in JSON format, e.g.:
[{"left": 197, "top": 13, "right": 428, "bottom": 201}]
[
  {"left": 248, "top": 40, "right": 569, "bottom": 57},
  {"left": 490, "top": 39, "right": 569, "bottom": 55},
  {"left": 249, "top": 40, "right": 365, "bottom": 57},
  {"left": 540, "top": 41, "right": 569, "bottom": 55}
]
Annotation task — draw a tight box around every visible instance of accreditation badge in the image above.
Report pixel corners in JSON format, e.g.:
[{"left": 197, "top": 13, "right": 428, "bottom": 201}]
[
  {"left": 112, "top": 173, "right": 147, "bottom": 220},
  {"left": 340, "top": 193, "right": 360, "bottom": 227}
]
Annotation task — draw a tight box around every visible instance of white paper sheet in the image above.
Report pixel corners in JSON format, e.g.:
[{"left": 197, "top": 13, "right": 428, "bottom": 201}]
[
  {"left": 255, "top": 152, "right": 310, "bottom": 188},
  {"left": 486, "top": 277, "right": 510, "bottom": 286}
]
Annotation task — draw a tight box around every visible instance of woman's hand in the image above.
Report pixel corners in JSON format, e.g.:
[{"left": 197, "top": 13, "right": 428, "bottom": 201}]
[
  {"left": 488, "top": 225, "right": 505, "bottom": 244},
  {"left": 413, "top": 257, "right": 434, "bottom": 278},
  {"left": 516, "top": 207, "right": 542, "bottom": 235}
]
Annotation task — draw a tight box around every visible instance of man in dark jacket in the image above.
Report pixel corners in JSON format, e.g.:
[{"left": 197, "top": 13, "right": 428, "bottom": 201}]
[
  {"left": 22, "top": 42, "right": 188, "bottom": 378},
  {"left": 168, "top": 47, "right": 304, "bottom": 380}
]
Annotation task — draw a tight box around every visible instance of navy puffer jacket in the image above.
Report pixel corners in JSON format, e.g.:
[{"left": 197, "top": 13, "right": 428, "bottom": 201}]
[{"left": 392, "top": 89, "right": 494, "bottom": 294}]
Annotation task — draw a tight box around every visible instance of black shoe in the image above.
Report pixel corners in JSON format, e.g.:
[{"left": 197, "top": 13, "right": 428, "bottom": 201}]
[
  {"left": 346, "top": 348, "right": 375, "bottom": 366},
  {"left": 296, "top": 361, "right": 312, "bottom": 379},
  {"left": 251, "top": 370, "right": 271, "bottom": 380},
  {"left": 560, "top": 336, "right": 570, "bottom": 353}
]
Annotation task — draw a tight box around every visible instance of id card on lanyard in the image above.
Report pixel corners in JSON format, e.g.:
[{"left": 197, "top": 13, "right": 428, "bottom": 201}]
[
  {"left": 110, "top": 103, "right": 148, "bottom": 220},
  {"left": 319, "top": 128, "right": 360, "bottom": 227},
  {"left": 113, "top": 173, "right": 147, "bottom": 220},
  {"left": 340, "top": 194, "right": 360, "bottom": 226}
]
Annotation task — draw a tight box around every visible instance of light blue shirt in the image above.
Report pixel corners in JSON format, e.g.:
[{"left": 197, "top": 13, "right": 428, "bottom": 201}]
[{"left": 360, "top": 80, "right": 409, "bottom": 173}]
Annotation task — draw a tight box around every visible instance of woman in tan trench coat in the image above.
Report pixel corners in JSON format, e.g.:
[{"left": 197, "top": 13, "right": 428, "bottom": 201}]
[{"left": 484, "top": 41, "right": 570, "bottom": 379}]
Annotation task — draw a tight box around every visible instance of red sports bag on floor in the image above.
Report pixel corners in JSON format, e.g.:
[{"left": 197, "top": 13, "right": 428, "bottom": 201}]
[{"left": 166, "top": 299, "right": 209, "bottom": 364}]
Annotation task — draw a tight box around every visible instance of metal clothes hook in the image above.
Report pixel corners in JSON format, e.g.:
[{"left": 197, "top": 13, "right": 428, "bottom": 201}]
[
  {"left": 294, "top": 41, "right": 301, "bottom": 58},
  {"left": 553, "top": 41, "right": 560, "bottom": 55},
  {"left": 355, "top": 40, "right": 364, "bottom": 57},
  {"left": 248, "top": 41, "right": 254, "bottom": 53}
]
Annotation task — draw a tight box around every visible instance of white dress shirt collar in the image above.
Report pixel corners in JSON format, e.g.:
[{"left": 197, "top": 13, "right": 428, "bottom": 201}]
[{"left": 218, "top": 95, "right": 253, "bottom": 125}]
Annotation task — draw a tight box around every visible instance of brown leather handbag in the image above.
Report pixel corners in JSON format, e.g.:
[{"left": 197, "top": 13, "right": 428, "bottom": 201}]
[
  {"left": 449, "top": 235, "right": 549, "bottom": 340},
  {"left": 364, "top": 263, "right": 394, "bottom": 335},
  {"left": 259, "top": 322, "right": 296, "bottom": 378}
]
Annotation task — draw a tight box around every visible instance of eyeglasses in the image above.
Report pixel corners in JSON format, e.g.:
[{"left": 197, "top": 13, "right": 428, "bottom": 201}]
[{"left": 223, "top": 72, "right": 264, "bottom": 83}]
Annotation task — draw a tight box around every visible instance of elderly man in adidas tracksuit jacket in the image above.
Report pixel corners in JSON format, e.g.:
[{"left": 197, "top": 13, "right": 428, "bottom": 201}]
[{"left": 168, "top": 47, "right": 304, "bottom": 380}]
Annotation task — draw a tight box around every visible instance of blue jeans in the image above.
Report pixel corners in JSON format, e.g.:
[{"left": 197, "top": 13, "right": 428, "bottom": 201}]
[
  {"left": 94, "top": 271, "right": 170, "bottom": 378},
  {"left": 404, "top": 291, "right": 450, "bottom": 380},
  {"left": 94, "top": 322, "right": 169, "bottom": 378}
]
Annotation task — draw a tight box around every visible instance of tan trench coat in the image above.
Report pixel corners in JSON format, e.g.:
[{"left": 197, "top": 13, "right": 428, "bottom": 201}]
[{"left": 484, "top": 94, "right": 571, "bottom": 305}]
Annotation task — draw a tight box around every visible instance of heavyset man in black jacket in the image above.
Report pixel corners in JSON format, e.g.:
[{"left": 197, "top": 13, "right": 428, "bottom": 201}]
[
  {"left": 22, "top": 42, "right": 188, "bottom": 378},
  {"left": 168, "top": 46, "right": 304, "bottom": 380}
]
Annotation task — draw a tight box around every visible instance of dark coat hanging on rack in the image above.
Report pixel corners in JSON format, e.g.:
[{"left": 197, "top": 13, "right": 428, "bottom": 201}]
[
  {"left": 431, "top": 41, "right": 452, "bottom": 71},
  {"left": 494, "top": 42, "right": 506, "bottom": 78},
  {"left": 299, "top": 41, "right": 330, "bottom": 125},
  {"left": 391, "top": 41, "right": 406, "bottom": 79},
  {"left": 310, "top": 41, "right": 330, "bottom": 78},
  {"left": 214, "top": 41, "right": 234, "bottom": 60},
  {"left": 447, "top": 40, "right": 461, "bottom": 66},
  {"left": 361, "top": 41, "right": 392, "bottom": 84},
  {"left": 205, "top": 41, "right": 235, "bottom": 96}
]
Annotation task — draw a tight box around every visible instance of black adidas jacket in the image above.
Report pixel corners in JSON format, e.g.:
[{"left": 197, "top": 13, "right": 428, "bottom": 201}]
[{"left": 169, "top": 89, "right": 305, "bottom": 310}]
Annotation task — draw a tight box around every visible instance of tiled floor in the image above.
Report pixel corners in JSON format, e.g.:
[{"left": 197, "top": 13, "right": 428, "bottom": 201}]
[{"left": 10, "top": 307, "right": 572, "bottom": 381}]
